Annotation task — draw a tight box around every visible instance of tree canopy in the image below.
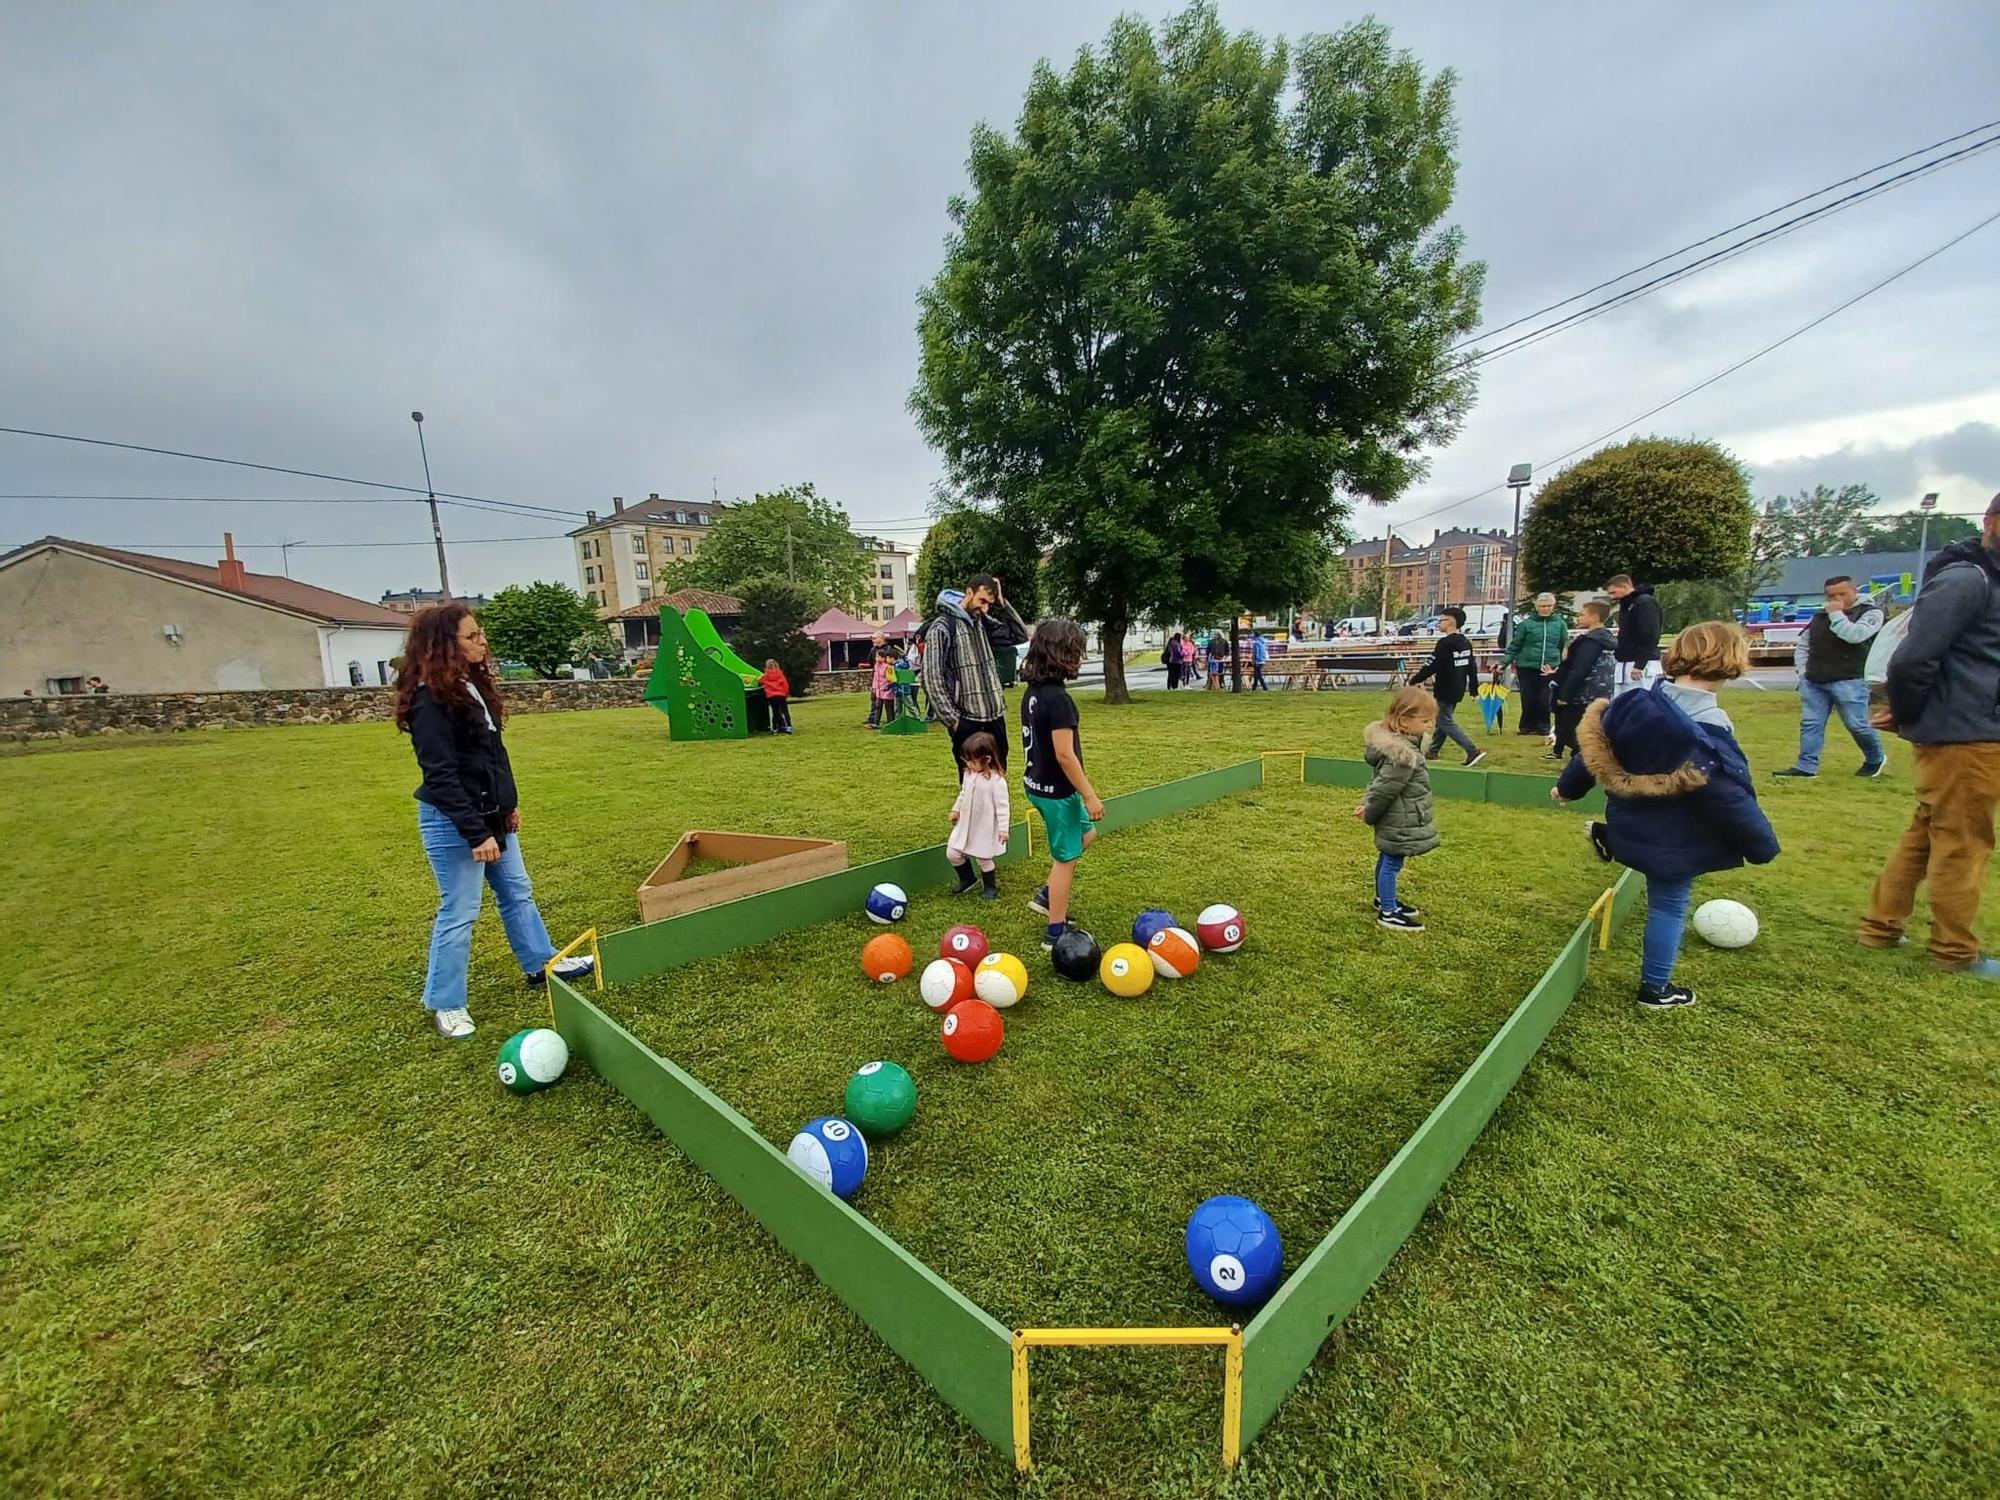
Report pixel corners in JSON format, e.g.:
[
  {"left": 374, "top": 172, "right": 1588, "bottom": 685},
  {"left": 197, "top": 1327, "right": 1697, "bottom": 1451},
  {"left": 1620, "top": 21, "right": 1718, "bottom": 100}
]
[
  {"left": 913, "top": 508, "right": 1045, "bottom": 623},
  {"left": 666, "top": 484, "right": 872, "bottom": 614},
  {"left": 1860, "top": 510, "right": 1977, "bottom": 553},
  {"left": 730, "top": 577, "right": 820, "bottom": 698},
  {"left": 1758, "top": 484, "right": 1879, "bottom": 559},
  {"left": 1518, "top": 437, "right": 1755, "bottom": 592},
  {"left": 476, "top": 582, "right": 605, "bottom": 679},
  {"left": 910, "top": 3, "right": 1482, "bottom": 699}
]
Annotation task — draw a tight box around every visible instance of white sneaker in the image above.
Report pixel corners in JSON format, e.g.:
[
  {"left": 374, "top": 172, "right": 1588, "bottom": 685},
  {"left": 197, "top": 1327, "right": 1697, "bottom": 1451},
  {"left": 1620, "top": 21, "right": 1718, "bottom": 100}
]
[
  {"left": 550, "top": 954, "right": 596, "bottom": 981},
  {"left": 432, "top": 1007, "right": 476, "bottom": 1039}
]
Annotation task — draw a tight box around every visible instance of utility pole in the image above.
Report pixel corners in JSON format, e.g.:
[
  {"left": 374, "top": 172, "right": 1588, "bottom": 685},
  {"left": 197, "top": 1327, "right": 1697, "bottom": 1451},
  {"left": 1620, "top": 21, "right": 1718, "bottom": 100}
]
[
  {"left": 1379, "top": 526, "right": 1393, "bottom": 634},
  {"left": 1506, "top": 462, "right": 1532, "bottom": 601},
  {"left": 1915, "top": 491, "right": 1939, "bottom": 596},
  {"left": 785, "top": 523, "right": 796, "bottom": 583},
  {"left": 411, "top": 411, "right": 451, "bottom": 596}
]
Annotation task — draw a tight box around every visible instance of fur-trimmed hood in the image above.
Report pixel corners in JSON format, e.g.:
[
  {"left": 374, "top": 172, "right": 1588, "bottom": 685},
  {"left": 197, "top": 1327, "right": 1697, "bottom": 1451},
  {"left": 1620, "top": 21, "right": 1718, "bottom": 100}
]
[
  {"left": 1363, "top": 720, "right": 1425, "bottom": 767},
  {"left": 1574, "top": 696, "right": 1710, "bottom": 798}
]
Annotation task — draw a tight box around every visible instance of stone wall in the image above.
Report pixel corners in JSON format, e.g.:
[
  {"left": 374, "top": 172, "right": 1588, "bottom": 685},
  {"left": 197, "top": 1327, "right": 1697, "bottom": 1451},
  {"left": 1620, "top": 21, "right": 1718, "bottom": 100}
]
[{"left": 0, "top": 671, "right": 872, "bottom": 743}]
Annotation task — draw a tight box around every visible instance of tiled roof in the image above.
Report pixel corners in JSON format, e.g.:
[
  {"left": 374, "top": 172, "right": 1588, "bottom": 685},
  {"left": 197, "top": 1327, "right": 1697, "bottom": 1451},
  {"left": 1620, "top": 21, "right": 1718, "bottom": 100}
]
[
  {"left": 0, "top": 537, "right": 409, "bottom": 626},
  {"left": 569, "top": 496, "right": 726, "bottom": 535},
  {"left": 612, "top": 587, "right": 744, "bottom": 619}
]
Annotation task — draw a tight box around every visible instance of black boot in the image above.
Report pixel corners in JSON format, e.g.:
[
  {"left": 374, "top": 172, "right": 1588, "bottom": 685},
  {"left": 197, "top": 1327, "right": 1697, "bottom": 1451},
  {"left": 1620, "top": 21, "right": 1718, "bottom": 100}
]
[
  {"left": 980, "top": 867, "right": 999, "bottom": 901},
  {"left": 950, "top": 862, "right": 979, "bottom": 895}
]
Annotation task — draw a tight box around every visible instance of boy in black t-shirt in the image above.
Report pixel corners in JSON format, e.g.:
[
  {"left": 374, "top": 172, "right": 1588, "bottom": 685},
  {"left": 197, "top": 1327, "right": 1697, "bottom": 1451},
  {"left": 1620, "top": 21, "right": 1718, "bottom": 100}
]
[
  {"left": 1406, "top": 607, "right": 1487, "bottom": 767},
  {"left": 1020, "top": 618, "right": 1106, "bottom": 948}
]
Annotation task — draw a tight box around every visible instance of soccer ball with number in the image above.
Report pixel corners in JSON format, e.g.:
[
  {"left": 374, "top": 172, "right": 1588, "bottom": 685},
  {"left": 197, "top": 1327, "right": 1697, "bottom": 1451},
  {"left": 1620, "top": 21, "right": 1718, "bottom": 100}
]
[
  {"left": 1693, "top": 899, "right": 1759, "bottom": 949},
  {"left": 1184, "top": 1195, "right": 1283, "bottom": 1307},
  {"left": 787, "top": 1117, "right": 869, "bottom": 1199},
  {"left": 866, "top": 883, "right": 909, "bottom": 924}
]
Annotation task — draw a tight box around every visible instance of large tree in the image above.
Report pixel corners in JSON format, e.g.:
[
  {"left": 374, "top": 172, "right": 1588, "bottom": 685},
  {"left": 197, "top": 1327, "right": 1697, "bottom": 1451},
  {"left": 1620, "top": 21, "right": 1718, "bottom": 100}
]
[
  {"left": 1758, "top": 483, "right": 1880, "bottom": 558},
  {"left": 1518, "top": 436, "right": 1755, "bottom": 592},
  {"left": 731, "top": 576, "right": 820, "bottom": 698},
  {"left": 477, "top": 581, "right": 604, "bottom": 679},
  {"left": 913, "top": 507, "right": 1045, "bottom": 622},
  {"left": 1862, "top": 510, "right": 1977, "bottom": 553},
  {"left": 665, "top": 483, "right": 872, "bottom": 615},
  {"left": 910, "top": 4, "right": 1483, "bottom": 701}
]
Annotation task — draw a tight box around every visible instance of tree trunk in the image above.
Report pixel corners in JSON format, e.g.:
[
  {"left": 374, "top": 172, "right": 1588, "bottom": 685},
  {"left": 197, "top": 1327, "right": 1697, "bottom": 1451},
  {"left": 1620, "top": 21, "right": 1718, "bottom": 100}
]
[
  {"left": 1101, "top": 615, "right": 1131, "bottom": 704},
  {"left": 1229, "top": 616, "right": 1242, "bottom": 693}
]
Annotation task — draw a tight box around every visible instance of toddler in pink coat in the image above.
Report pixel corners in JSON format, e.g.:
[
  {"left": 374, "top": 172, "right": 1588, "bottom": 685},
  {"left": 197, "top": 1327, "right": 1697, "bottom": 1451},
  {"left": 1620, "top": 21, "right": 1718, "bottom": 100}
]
[{"left": 947, "top": 732, "right": 1010, "bottom": 900}]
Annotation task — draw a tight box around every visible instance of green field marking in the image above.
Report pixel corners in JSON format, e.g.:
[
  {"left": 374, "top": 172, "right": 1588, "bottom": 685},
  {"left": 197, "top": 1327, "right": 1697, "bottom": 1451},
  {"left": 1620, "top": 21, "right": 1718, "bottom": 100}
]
[
  {"left": 1236, "top": 867, "right": 1639, "bottom": 1444},
  {"left": 550, "top": 977, "right": 1017, "bottom": 1447},
  {"left": 599, "top": 760, "right": 1267, "bottom": 984},
  {"left": 1305, "top": 755, "right": 1605, "bottom": 813}
]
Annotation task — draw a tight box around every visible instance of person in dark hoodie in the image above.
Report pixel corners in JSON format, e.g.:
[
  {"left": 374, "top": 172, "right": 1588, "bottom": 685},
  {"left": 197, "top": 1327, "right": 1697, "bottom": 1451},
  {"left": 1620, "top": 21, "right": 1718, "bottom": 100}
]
[
  {"left": 1858, "top": 493, "right": 2000, "bottom": 975},
  {"left": 920, "top": 573, "right": 1030, "bottom": 779},
  {"left": 1547, "top": 598, "right": 1618, "bottom": 761},
  {"left": 1605, "top": 573, "right": 1663, "bottom": 695},
  {"left": 395, "top": 602, "right": 595, "bottom": 1040},
  {"left": 1406, "top": 606, "right": 1487, "bottom": 766},
  {"left": 1553, "top": 621, "right": 1780, "bottom": 1010}
]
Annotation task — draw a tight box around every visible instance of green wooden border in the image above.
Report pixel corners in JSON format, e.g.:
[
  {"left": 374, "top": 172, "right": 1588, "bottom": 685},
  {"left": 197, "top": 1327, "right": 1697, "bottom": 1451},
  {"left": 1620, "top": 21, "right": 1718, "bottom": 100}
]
[
  {"left": 1235, "top": 867, "right": 1638, "bottom": 1444},
  {"left": 549, "top": 977, "right": 1016, "bottom": 1447},
  {"left": 1305, "top": 755, "right": 1605, "bottom": 813},
  {"left": 598, "top": 760, "right": 1267, "bottom": 985}
]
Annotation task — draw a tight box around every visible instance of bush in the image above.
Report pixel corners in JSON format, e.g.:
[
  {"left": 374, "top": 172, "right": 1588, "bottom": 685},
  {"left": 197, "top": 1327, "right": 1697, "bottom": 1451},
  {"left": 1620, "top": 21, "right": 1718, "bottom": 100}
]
[
  {"left": 731, "top": 576, "right": 820, "bottom": 697},
  {"left": 1519, "top": 436, "right": 1754, "bottom": 592}
]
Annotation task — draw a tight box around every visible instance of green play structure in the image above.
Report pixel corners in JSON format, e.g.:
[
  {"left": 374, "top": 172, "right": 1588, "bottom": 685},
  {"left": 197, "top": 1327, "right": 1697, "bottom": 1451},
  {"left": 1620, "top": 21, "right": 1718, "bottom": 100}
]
[
  {"left": 644, "top": 606, "right": 751, "bottom": 740},
  {"left": 684, "top": 607, "right": 761, "bottom": 680},
  {"left": 880, "top": 663, "right": 928, "bottom": 734}
]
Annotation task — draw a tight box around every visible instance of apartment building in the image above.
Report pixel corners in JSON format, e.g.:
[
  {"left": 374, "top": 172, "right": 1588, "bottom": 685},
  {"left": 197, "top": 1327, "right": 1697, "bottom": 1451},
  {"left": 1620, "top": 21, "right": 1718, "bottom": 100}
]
[
  {"left": 858, "top": 536, "right": 912, "bottom": 624},
  {"left": 568, "top": 494, "right": 726, "bottom": 618},
  {"left": 1338, "top": 528, "right": 1515, "bottom": 614}
]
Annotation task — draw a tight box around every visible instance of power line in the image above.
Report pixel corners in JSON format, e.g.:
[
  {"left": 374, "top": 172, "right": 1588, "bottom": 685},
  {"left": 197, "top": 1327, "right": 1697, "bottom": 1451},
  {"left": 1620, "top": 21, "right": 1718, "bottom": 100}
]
[
  {"left": 1457, "top": 116, "right": 2000, "bottom": 351},
  {"left": 0, "top": 424, "right": 590, "bottom": 517},
  {"left": 1393, "top": 204, "right": 2000, "bottom": 532},
  {"left": 0, "top": 490, "right": 585, "bottom": 522},
  {"left": 5, "top": 533, "right": 568, "bottom": 553},
  {"left": 1462, "top": 132, "right": 2000, "bottom": 368}
]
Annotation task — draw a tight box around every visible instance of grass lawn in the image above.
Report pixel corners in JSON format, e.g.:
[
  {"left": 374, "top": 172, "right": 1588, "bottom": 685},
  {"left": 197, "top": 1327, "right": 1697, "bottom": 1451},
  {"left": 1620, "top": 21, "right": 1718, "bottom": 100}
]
[{"left": 2, "top": 687, "right": 1995, "bottom": 1497}]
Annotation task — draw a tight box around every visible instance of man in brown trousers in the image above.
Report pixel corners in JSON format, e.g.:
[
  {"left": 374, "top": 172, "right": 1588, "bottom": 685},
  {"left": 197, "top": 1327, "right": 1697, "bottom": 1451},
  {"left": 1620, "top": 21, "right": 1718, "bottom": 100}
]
[{"left": 1859, "top": 492, "right": 2000, "bottom": 975}]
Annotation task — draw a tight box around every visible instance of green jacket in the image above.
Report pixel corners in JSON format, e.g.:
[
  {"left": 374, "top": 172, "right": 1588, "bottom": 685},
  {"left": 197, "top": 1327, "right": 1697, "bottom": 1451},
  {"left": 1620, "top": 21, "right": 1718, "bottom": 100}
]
[
  {"left": 1503, "top": 611, "right": 1569, "bottom": 673},
  {"left": 1361, "top": 722, "right": 1441, "bottom": 857}
]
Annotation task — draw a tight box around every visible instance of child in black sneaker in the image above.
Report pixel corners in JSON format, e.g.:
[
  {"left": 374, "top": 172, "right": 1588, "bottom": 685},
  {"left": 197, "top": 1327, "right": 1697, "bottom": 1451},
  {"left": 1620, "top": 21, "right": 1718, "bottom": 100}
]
[
  {"left": 1358, "top": 686, "right": 1441, "bottom": 931},
  {"left": 1020, "top": 619, "right": 1105, "bottom": 948},
  {"left": 1407, "top": 606, "right": 1486, "bottom": 766}
]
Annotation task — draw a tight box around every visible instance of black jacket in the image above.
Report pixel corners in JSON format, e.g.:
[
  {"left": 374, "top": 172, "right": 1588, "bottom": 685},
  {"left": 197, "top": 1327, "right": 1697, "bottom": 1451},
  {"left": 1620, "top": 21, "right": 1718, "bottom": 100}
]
[
  {"left": 1408, "top": 632, "right": 1475, "bottom": 704},
  {"left": 1554, "top": 625, "right": 1617, "bottom": 705},
  {"left": 1615, "top": 586, "right": 1662, "bottom": 665},
  {"left": 408, "top": 683, "right": 518, "bottom": 846}
]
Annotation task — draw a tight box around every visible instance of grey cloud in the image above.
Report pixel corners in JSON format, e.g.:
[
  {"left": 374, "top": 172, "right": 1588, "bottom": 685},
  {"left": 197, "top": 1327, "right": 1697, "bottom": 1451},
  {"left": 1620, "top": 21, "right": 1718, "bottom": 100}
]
[{"left": 1750, "top": 422, "right": 2000, "bottom": 506}]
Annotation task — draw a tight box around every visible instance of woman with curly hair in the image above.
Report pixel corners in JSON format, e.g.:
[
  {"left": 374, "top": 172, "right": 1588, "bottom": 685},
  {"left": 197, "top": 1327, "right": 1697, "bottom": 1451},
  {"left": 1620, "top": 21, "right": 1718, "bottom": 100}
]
[{"left": 397, "top": 602, "right": 593, "bottom": 1039}]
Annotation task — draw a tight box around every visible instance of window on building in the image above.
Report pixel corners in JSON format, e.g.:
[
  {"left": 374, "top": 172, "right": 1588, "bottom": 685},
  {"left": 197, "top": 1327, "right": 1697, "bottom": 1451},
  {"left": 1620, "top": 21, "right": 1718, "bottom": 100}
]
[
  {"left": 632, "top": 535, "right": 646, "bottom": 554},
  {"left": 674, "top": 510, "right": 688, "bottom": 524},
  {"left": 681, "top": 537, "right": 693, "bottom": 553},
  {"left": 882, "top": 585, "right": 895, "bottom": 600},
  {"left": 638, "top": 585, "right": 652, "bottom": 602},
  {"left": 698, "top": 512, "right": 710, "bottom": 525},
  {"left": 879, "top": 564, "right": 893, "bottom": 579},
  {"left": 635, "top": 562, "right": 649, "bottom": 581}
]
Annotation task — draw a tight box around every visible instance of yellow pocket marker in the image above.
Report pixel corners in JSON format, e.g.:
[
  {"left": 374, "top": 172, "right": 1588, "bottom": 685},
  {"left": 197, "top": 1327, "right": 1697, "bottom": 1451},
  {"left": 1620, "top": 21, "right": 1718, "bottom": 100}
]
[
  {"left": 543, "top": 927, "right": 604, "bottom": 1025},
  {"left": 1011, "top": 1325, "right": 1244, "bottom": 1472},
  {"left": 1260, "top": 748, "right": 1307, "bottom": 784},
  {"left": 1587, "top": 888, "right": 1616, "bottom": 951}
]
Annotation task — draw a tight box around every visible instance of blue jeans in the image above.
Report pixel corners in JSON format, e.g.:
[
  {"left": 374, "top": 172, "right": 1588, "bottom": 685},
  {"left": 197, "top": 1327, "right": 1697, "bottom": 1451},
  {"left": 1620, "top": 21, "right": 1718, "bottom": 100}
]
[
  {"left": 1795, "top": 677, "right": 1884, "bottom": 773},
  {"left": 1642, "top": 876, "right": 1694, "bottom": 988},
  {"left": 419, "top": 803, "right": 555, "bottom": 1011},
  {"left": 1375, "top": 852, "right": 1405, "bottom": 910}
]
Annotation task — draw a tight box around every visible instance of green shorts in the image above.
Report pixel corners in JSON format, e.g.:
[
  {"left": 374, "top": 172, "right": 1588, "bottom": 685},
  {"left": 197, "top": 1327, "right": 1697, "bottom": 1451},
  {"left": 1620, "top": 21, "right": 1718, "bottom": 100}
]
[{"left": 1028, "top": 791, "right": 1094, "bottom": 863}]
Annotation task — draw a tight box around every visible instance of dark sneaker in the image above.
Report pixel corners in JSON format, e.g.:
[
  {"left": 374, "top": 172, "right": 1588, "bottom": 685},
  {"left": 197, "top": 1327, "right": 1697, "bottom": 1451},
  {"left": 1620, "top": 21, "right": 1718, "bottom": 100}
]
[
  {"left": 1377, "top": 907, "right": 1425, "bottom": 933},
  {"left": 1028, "top": 884, "right": 1051, "bottom": 916},
  {"left": 1039, "top": 921, "right": 1075, "bottom": 952},
  {"left": 527, "top": 954, "right": 596, "bottom": 988},
  {"left": 1424, "top": 749, "right": 1442, "bottom": 762},
  {"left": 1541, "top": 750, "right": 1566, "bottom": 762},
  {"left": 1583, "top": 820, "right": 1614, "bottom": 864},
  {"left": 1464, "top": 751, "right": 1488, "bottom": 768},
  {"left": 1772, "top": 767, "right": 1815, "bottom": 779},
  {"left": 950, "top": 865, "right": 979, "bottom": 896},
  {"left": 1856, "top": 761, "right": 1887, "bottom": 778},
  {"left": 1636, "top": 981, "right": 1698, "bottom": 1010},
  {"left": 1375, "top": 900, "right": 1423, "bottom": 921}
]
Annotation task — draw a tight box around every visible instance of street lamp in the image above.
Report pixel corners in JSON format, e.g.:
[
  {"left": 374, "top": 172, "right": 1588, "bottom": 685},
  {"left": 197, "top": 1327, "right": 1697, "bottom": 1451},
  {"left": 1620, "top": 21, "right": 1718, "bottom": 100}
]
[
  {"left": 1506, "top": 462, "right": 1532, "bottom": 600},
  {"left": 411, "top": 411, "right": 452, "bottom": 597},
  {"left": 1914, "top": 491, "right": 1939, "bottom": 596}
]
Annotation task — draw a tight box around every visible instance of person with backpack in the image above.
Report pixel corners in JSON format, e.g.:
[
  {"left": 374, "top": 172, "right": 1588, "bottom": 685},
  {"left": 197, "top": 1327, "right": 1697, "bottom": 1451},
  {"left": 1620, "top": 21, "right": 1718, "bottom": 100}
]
[
  {"left": 1548, "top": 598, "right": 1618, "bottom": 761},
  {"left": 1859, "top": 494, "right": 2000, "bottom": 975},
  {"left": 920, "top": 573, "right": 1030, "bottom": 778}
]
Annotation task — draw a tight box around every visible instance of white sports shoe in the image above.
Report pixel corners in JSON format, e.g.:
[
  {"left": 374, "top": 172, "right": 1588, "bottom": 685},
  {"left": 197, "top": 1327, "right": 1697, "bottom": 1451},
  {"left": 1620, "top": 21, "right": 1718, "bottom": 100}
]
[
  {"left": 432, "top": 1007, "right": 476, "bottom": 1039},
  {"left": 550, "top": 954, "right": 596, "bottom": 980}
]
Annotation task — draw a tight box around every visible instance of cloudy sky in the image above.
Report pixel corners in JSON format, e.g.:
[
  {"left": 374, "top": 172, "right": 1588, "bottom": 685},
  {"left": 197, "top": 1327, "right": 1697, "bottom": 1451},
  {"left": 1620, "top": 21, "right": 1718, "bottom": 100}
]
[{"left": 3, "top": 1, "right": 1996, "bottom": 602}]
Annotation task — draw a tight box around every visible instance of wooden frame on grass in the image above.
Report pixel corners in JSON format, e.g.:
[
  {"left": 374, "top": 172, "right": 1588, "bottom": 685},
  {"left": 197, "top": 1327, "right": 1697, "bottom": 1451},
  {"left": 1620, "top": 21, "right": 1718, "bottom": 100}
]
[
  {"left": 550, "top": 755, "right": 1640, "bottom": 1471},
  {"left": 636, "top": 831, "right": 849, "bottom": 924}
]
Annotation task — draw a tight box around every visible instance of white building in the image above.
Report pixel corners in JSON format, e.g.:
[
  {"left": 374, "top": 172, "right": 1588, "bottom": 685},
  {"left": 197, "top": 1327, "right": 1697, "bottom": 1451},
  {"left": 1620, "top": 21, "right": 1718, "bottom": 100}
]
[
  {"left": 0, "top": 536, "right": 414, "bottom": 694},
  {"left": 859, "top": 537, "right": 913, "bottom": 624}
]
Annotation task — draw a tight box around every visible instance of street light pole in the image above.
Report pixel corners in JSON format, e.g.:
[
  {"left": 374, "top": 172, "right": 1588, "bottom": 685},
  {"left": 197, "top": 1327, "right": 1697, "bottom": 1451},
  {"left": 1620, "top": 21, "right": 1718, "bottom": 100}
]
[
  {"left": 411, "top": 411, "right": 451, "bottom": 597},
  {"left": 1506, "top": 462, "right": 1532, "bottom": 603},
  {"left": 1915, "top": 491, "right": 1939, "bottom": 596}
]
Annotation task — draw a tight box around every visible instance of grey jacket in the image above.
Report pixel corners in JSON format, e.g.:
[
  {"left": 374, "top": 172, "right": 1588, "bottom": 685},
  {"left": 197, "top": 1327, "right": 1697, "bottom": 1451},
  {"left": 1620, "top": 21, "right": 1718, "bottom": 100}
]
[
  {"left": 1887, "top": 541, "right": 2000, "bottom": 745},
  {"left": 1361, "top": 721, "right": 1441, "bottom": 857}
]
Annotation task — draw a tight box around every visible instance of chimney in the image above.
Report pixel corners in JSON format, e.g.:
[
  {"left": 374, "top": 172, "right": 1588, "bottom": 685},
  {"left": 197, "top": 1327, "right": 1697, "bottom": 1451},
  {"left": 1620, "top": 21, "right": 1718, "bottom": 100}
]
[
  {"left": 218, "top": 532, "right": 248, "bottom": 591},
  {"left": 648, "top": 492, "right": 661, "bottom": 502},
  {"left": 612, "top": 496, "right": 625, "bottom": 513},
  {"left": 587, "top": 509, "right": 598, "bottom": 524}
]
